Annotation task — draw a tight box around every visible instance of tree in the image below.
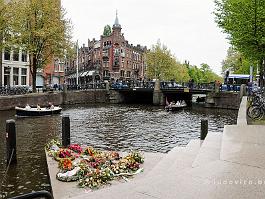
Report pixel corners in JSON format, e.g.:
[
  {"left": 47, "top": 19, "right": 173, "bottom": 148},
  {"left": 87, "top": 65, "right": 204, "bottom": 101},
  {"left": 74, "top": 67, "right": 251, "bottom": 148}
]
[
  {"left": 186, "top": 63, "right": 222, "bottom": 83},
  {"left": 103, "top": 25, "right": 112, "bottom": 36},
  {"left": 214, "top": 0, "right": 265, "bottom": 86},
  {"left": 222, "top": 46, "right": 258, "bottom": 75},
  {"left": 165, "top": 60, "right": 190, "bottom": 83},
  {"left": 9, "top": 0, "right": 72, "bottom": 92},
  {"left": 145, "top": 40, "right": 189, "bottom": 81},
  {"left": 0, "top": 0, "right": 12, "bottom": 85}
]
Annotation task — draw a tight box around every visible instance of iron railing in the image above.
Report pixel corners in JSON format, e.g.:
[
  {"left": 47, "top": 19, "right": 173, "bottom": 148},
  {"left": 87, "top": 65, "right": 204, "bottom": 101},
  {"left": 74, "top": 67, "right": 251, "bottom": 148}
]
[{"left": 0, "top": 86, "right": 32, "bottom": 96}]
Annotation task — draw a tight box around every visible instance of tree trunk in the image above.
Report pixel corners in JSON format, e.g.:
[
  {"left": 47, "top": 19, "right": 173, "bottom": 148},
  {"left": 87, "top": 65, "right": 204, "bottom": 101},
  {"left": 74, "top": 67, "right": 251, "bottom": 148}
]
[
  {"left": 259, "top": 58, "right": 264, "bottom": 89},
  {"left": 0, "top": 33, "right": 3, "bottom": 86},
  {"left": 32, "top": 53, "right": 37, "bottom": 93}
]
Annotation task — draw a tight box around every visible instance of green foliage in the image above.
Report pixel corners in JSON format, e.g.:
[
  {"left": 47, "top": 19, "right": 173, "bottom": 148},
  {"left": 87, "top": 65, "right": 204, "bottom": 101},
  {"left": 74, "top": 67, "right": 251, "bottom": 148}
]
[
  {"left": 103, "top": 25, "right": 112, "bottom": 37},
  {"left": 222, "top": 46, "right": 258, "bottom": 75},
  {"left": 8, "top": 0, "right": 72, "bottom": 92},
  {"left": 146, "top": 41, "right": 221, "bottom": 83},
  {"left": 214, "top": 0, "right": 265, "bottom": 64},
  {"left": 186, "top": 63, "right": 222, "bottom": 83},
  {"left": 0, "top": 0, "right": 13, "bottom": 49},
  {"left": 145, "top": 40, "right": 190, "bottom": 82}
]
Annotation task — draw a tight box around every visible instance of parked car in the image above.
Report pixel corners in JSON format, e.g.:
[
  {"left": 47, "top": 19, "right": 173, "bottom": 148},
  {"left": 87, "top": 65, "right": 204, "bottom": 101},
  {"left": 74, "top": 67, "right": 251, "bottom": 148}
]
[{"left": 111, "top": 82, "right": 128, "bottom": 89}]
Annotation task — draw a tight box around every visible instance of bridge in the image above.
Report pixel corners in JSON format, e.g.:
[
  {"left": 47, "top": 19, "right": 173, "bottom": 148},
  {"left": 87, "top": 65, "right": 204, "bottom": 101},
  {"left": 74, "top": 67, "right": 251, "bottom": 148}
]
[{"left": 109, "top": 81, "right": 216, "bottom": 105}]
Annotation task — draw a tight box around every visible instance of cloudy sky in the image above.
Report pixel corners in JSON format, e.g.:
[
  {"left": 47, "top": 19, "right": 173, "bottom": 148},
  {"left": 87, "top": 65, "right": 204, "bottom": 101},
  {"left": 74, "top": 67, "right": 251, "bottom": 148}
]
[{"left": 61, "top": 0, "right": 229, "bottom": 74}]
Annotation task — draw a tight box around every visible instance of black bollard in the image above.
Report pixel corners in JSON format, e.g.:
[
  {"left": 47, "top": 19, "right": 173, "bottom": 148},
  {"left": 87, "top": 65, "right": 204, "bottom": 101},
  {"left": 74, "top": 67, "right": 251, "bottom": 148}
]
[
  {"left": 6, "top": 119, "right": 17, "bottom": 165},
  {"left": 200, "top": 119, "right": 208, "bottom": 140},
  {"left": 62, "top": 115, "right": 70, "bottom": 147}
]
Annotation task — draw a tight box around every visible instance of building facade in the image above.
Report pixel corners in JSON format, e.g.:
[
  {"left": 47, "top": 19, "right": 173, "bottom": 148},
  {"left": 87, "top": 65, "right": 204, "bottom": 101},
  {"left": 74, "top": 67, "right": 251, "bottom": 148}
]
[
  {"left": 1, "top": 47, "right": 30, "bottom": 87},
  {"left": 66, "top": 13, "right": 147, "bottom": 85},
  {"left": 36, "top": 58, "right": 65, "bottom": 88}
]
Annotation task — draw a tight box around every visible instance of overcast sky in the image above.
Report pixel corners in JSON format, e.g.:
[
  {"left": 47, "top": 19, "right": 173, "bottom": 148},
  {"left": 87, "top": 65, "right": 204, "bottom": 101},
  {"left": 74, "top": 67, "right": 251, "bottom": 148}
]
[{"left": 61, "top": 0, "right": 229, "bottom": 74}]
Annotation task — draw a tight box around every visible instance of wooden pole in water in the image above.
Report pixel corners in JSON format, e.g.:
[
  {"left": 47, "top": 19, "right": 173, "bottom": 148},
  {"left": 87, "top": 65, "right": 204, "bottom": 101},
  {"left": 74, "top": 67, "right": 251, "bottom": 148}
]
[
  {"left": 62, "top": 115, "right": 70, "bottom": 147},
  {"left": 6, "top": 119, "right": 17, "bottom": 165},
  {"left": 200, "top": 119, "right": 208, "bottom": 140}
]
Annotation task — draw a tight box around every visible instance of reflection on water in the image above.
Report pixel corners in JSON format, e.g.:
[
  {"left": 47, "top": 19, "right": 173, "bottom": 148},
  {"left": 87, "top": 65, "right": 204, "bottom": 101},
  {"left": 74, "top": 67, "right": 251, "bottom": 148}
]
[{"left": 0, "top": 104, "right": 237, "bottom": 198}]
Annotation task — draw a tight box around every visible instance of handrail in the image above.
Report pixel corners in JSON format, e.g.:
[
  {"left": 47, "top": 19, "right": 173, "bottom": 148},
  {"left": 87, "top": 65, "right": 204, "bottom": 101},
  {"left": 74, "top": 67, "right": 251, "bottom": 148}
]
[{"left": 8, "top": 191, "right": 53, "bottom": 199}]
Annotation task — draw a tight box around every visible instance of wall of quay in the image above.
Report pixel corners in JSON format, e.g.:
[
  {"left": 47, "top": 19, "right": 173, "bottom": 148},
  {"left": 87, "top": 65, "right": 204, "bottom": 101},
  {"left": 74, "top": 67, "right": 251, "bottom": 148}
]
[
  {"left": 0, "top": 89, "right": 241, "bottom": 111},
  {"left": 0, "top": 90, "right": 108, "bottom": 111},
  {"left": 205, "top": 92, "right": 240, "bottom": 110}
]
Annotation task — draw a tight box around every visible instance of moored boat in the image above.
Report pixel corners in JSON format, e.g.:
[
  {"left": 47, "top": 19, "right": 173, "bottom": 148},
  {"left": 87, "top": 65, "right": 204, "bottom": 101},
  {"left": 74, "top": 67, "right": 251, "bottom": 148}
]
[
  {"left": 15, "top": 106, "right": 62, "bottom": 117},
  {"left": 165, "top": 101, "right": 187, "bottom": 111}
]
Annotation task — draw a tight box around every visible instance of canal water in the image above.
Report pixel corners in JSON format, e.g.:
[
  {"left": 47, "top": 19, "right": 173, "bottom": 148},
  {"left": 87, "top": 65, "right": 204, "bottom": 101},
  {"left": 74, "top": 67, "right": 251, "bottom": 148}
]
[{"left": 0, "top": 104, "right": 237, "bottom": 198}]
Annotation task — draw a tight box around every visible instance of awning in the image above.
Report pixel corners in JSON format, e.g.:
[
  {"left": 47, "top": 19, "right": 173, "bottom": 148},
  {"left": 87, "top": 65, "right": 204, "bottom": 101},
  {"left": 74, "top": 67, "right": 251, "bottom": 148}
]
[
  {"left": 87, "top": 70, "right": 95, "bottom": 76},
  {"left": 81, "top": 71, "right": 88, "bottom": 77}
]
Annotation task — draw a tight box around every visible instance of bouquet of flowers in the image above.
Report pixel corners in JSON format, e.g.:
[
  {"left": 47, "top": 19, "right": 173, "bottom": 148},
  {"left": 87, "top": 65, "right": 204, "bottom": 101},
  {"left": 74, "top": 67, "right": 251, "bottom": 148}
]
[
  {"left": 58, "top": 158, "right": 73, "bottom": 171},
  {"left": 54, "top": 148, "right": 75, "bottom": 161},
  {"left": 78, "top": 168, "right": 113, "bottom": 189},
  {"left": 69, "top": 144, "right": 83, "bottom": 154},
  {"left": 45, "top": 139, "right": 61, "bottom": 150},
  {"left": 83, "top": 146, "right": 101, "bottom": 156}
]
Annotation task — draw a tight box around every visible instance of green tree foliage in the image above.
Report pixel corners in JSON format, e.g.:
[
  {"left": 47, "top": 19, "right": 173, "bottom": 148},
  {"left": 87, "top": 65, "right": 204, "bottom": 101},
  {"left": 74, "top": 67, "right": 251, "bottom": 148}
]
[
  {"left": 214, "top": 0, "right": 265, "bottom": 84},
  {"left": 222, "top": 46, "right": 258, "bottom": 75},
  {"left": 103, "top": 25, "right": 112, "bottom": 36},
  {"left": 0, "top": 0, "right": 12, "bottom": 81},
  {"left": 9, "top": 0, "right": 72, "bottom": 92},
  {"left": 145, "top": 41, "right": 190, "bottom": 82},
  {"left": 187, "top": 63, "right": 222, "bottom": 83}
]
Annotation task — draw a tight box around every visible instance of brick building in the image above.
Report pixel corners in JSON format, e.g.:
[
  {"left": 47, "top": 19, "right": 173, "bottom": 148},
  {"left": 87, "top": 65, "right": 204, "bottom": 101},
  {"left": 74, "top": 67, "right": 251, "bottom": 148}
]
[{"left": 66, "top": 13, "right": 147, "bottom": 85}]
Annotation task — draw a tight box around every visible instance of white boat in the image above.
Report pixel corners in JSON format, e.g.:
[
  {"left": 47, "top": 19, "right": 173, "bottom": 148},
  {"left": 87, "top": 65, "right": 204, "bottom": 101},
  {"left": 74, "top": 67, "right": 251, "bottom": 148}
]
[
  {"left": 15, "top": 106, "right": 62, "bottom": 117},
  {"left": 165, "top": 101, "right": 186, "bottom": 111}
]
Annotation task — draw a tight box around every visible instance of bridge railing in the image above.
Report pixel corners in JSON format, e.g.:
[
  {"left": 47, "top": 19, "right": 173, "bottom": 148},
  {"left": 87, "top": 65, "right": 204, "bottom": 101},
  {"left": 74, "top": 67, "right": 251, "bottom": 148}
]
[
  {"left": 160, "top": 81, "right": 215, "bottom": 90},
  {"left": 109, "top": 81, "right": 216, "bottom": 91},
  {"left": 67, "top": 83, "right": 106, "bottom": 91}
]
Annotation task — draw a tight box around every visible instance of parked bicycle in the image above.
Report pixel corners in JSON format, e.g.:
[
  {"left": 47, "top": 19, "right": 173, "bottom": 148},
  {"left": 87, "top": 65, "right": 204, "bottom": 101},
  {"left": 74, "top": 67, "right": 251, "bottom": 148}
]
[{"left": 247, "top": 88, "right": 265, "bottom": 120}]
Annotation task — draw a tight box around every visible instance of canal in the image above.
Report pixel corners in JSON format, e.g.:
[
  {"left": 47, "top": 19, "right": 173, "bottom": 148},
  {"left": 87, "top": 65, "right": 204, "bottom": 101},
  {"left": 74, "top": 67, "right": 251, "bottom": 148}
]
[{"left": 0, "top": 104, "right": 237, "bottom": 198}]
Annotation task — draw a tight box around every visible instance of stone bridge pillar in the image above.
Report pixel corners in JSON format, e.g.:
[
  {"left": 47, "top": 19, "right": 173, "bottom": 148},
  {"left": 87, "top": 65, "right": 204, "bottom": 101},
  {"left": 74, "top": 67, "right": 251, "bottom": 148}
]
[{"left": 153, "top": 79, "right": 164, "bottom": 105}]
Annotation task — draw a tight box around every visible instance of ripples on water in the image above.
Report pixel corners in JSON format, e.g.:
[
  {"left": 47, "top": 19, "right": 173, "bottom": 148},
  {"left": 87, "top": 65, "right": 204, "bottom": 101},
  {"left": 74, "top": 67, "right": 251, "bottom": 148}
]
[{"left": 0, "top": 104, "right": 237, "bottom": 198}]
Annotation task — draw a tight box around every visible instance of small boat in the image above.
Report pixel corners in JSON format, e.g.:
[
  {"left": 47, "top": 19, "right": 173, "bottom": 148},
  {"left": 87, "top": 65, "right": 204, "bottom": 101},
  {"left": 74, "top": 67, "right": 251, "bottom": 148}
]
[
  {"left": 15, "top": 106, "right": 62, "bottom": 117},
  {"left": 165, "top": 101, "right": 187, "bottom": 111}
]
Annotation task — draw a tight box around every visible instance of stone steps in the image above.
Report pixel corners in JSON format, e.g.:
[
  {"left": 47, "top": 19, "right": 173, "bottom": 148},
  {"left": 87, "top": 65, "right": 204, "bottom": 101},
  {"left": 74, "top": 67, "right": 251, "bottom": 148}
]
[
  {"left": 72, "top": 139, "right": 202, "bottom": 199},
  {"left": 192, "top": 132, "right": 222, "bottom": 168},
  {"left": 145, "top": 139, "right": 201, "bottom": 178}
]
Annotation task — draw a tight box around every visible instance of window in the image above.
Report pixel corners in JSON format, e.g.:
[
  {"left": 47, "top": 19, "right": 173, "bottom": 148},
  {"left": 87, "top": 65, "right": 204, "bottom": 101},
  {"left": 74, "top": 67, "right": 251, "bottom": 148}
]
[
  {"left": 59, "top": 63, "right": 64, "bottom": 72},
  {"left": 120, "top": 70, "right": 125, "bottom": 77},
  {"left": 13, "top": 67, "right": 19, "bottom": 85},
  {"left": 103, "top": 70, "right": 109, "bottom": 77},
  {"left": 22, "top": 50, "right": 27, "bottom": 62},
  {"left": 4, "top": 47, "right": 11, "bottom": 60},
  {"left": 21, "top": 68, "right": 27, "bottom": 85},
  {"left": 126, "top": 71, "right": 131, "bottom": 78},
  {"left": 13, "top": 48, "right": 19, "bottom": 61},
  {"left": 4, "top": 67, "right": 11, "bottom": 86},
  {"left": 103, "top": 61, "right": 109, "bottom": 68}
]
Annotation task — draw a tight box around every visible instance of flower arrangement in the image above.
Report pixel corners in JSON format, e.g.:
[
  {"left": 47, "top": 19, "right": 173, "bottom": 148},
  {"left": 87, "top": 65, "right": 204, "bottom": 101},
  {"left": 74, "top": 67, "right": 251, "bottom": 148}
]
[
  {"left": 59, "top": 158, "right": 73, "bottom": 171},
  {"left": 54, "top": 148, "right": 75, "bottom": 161},
  {"left": 78, "top": 168, "right": 113, "bottom": 189},
  {"left": 108, "top": 151, "right": 120, "bottom": 160},
  {"left": 45, "top": 139, "right": 61, "bottom": 150},
  {"left": 83, "top": 146, "right": 100, "bottom": 156},
  {"left": 46, "top": 140, "right": 144, "bottom": 190},
  {"left": 68, "top": 144, "right": 83, "bottom": 154},
  {"left": 127, "top": 151, "right": 144, "bottom": 164}
]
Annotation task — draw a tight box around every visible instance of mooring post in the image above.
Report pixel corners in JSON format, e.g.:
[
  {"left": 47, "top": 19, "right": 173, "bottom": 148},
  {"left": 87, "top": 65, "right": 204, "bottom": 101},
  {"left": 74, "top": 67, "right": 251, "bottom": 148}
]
[
  {"left": 6, "top": 119, "right": 17, "bottom": 165},
  {"left": 200, "top": 119, "right": 208, "bottom": 140},
  {"left": 62, "top": 115, "right": 70, "bottom": 147}
]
